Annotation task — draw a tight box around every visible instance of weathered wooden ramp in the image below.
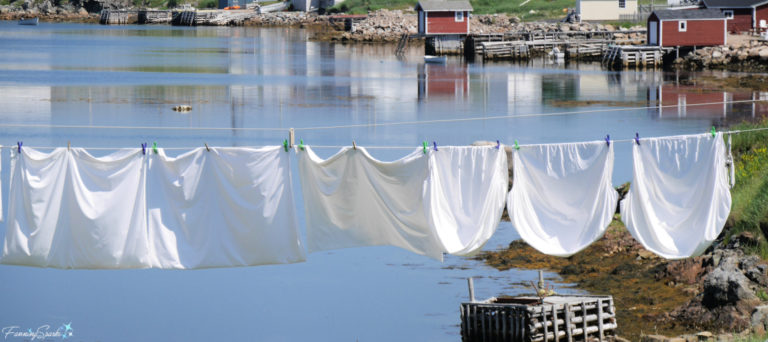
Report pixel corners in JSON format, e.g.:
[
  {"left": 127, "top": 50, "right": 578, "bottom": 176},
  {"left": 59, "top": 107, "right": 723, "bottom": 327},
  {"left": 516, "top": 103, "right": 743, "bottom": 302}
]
[
  {"left": 602, "top": 45, "right": 671, "bottom": 69},
  {"left": 461, "top": 295, "right": 617, "bottom": 342}
]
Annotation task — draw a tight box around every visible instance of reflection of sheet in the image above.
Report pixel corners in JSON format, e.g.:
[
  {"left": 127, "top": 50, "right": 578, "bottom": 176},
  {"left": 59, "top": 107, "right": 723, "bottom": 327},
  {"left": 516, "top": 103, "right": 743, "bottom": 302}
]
[
  {"left": 507, "top": 142, "right": 617, "bottom": 257},
  {"left": 3, "top": 148, "right": 149, "bottom": 269},
  {"left": 0, "top": 86, "right": 51, "bottom": 120},
  {"left": 621, "top": 133, "right": 731, "bottom": 259},
  {"left": 147, "top": 147, "right": 305, "bottom": 269}
]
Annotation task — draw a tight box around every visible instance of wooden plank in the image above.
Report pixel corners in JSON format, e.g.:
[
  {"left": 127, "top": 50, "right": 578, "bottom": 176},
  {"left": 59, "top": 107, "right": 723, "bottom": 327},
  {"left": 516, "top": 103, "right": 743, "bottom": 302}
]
[
  {"left": 565, "top": 303, "right": 573, "bottom": 342},
  {"left": 582, "top": 301, "right": 588, "bottom": 341},
  {"left": 542, "top": 307, "right": 549, "bottom": 342},
  {"left": 552, "top": 305, "right": 559, "bottom": 342}
]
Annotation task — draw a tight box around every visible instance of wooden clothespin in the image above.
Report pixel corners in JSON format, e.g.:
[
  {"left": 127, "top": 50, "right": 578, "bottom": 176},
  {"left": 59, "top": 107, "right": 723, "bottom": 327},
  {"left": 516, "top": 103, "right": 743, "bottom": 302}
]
[
  {"left": 205, "top": 143, "right": 210, "bottom": 152},
  {"left": 68, "top": 141, "right": 71, "bottom": 151},
  {"left": 352, "top": 140, "right": 356, "bottom": 150}
]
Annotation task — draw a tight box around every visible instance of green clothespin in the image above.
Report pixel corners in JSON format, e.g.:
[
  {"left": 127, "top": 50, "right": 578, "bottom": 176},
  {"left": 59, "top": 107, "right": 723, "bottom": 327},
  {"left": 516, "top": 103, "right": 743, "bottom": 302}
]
[
  {"left": 152, "top": 142, "right": 158, "bottom": 154},
  {"left": 299, "top": 139, "right": 305, "bottom": 151},
  {"left": 514, "top": 140, "right": 520, "bottom": 150},
  {"left": 711, "top": 126, "right": 716, "bottom": 138},
  {"left": 283, "top": 139, "right": 288, "bottom": 152},
  {"left": 423, "top": 141, "right": 428, "bottom": 154}
]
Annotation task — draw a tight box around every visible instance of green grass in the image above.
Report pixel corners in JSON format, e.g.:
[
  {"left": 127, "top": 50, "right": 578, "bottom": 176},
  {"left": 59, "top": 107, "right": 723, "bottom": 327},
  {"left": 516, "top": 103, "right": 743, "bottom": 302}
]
[{"left": 722, "top": 119, "right": 768, "bottom": 259}]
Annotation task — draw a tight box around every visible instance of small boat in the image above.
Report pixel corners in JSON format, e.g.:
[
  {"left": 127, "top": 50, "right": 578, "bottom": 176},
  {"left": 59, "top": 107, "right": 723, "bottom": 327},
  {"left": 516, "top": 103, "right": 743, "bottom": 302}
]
[
  {"left": 424, "top": 55, "right": 447, "bottom": 64},
  {"left": 18, "top": 17, "right": 39, "bottom": 25},
  {"left": 548, "top": 47, "right": 565, "bottom": 60}
]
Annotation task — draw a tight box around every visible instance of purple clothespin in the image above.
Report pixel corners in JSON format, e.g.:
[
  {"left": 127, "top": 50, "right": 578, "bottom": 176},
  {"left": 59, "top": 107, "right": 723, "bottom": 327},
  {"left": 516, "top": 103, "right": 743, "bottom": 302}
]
[
  {"left": 17, "top": 141, "right": 21, "bottom": 153},
  {"left": 141, "top": 143, "right": 147, "bottom": 155},
  {"left": 496, "top": 140, "right": 500, "bottom": 149},
  {"left": 433, "top": 141, "right": 438, "bottom": 151},
  {"left": 605, "top": 135, "right": 610, "bottom": 146},
  {"left": 635, "top": 133, "right": 640, "bottom": 145}
]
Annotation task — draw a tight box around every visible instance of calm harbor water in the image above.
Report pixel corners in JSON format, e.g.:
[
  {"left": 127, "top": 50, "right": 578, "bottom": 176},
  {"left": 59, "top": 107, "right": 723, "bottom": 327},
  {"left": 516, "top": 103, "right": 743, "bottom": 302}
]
[{"left": 0, "top": 21, "right": 764, "bottom": 341}]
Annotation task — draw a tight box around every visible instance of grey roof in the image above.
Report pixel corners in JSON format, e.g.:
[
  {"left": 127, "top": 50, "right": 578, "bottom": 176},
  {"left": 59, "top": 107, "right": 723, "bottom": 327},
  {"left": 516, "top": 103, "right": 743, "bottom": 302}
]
[
  {"left": 416, "top": 0, "right": 473, "bottom": 12},
  {"left": 651, "top": 8, "right": 725, "bottom": 20},
  {"left": 702, "top": 0, "right": 768, "bottom": 8}
]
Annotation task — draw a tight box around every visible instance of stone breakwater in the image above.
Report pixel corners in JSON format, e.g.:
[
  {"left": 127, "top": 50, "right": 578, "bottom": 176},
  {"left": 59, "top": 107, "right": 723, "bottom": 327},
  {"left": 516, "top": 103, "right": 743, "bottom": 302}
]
[
  {"left": 317, "top": 9, "right": 647, "bottom": 43},
  {"left": 675, "top": 37, "right": 768, "bottom": 72}
]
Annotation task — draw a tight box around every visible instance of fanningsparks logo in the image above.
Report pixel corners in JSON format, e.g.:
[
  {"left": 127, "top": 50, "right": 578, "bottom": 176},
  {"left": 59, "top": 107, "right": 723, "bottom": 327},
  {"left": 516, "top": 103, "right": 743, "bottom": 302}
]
[{"left": 2, "top": 322, "right": 73, "bottom": 340}]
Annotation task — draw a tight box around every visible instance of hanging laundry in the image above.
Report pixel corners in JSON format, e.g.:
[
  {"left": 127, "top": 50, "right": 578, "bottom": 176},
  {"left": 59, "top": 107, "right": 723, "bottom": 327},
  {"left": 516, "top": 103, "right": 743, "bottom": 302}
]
[
  {"left": 298, "top": 147, "right": 443, "bottom": 260},
  {"left": 0, "top": 146, "right": 3, "bottom": 223},
  {"left": 426, "top": 146, "right": 508, "bottom": 256},
  {"left": 147, "top": 147, "right": 305, "bottom": 269},
  {"left": 507, "top": 142, "right": 618, "bottom": 257},
  {"left": 621, "top": 133, "right": 732, "bottom": 259},
  {"left": 2, "top": 148, "right": 149, "bottom": 269},
  {"left": 298, "top": 145, "right": 507, "bottom": 260}
]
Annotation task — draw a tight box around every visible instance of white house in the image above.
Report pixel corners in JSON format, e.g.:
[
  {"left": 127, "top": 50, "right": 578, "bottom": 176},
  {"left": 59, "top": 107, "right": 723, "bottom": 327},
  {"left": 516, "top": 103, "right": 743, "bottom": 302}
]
[{"left": 577, "top": 0, "right": 638, "bottom": 21}]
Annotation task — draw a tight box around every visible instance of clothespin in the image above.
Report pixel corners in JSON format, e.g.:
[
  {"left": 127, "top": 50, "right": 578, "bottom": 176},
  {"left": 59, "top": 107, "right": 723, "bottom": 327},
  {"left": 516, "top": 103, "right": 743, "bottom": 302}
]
[
  {"left": 635, "top": 132, "right": 640, "bottom": 145},
  {"left": 495, "top": 140, "right": 500, "bottom": 149},
  {"left": 205, "top": 143, "right": 210, "bottom": 152},
  {"left": 514, "top": 140, "right": 520, "bottom": 150},
  {"left": 352, "top": 140, "right": 356, "bottom": 150},
  {"left": 299, "top": 139, "right": 305, "bottom": 151},
  {"left": 152, "top": 142, "right": 158, "bottom": 154},
  {"left": 605, "top": 134, "right": 610, "bottom": 147},
  {"left": 283, "top": 139, "right": 288, "bottom": 152},
  {"left": 68, "top": 141, "right": 71, "bottom": 151},
  {"left": 423, "top": 141, "right": 428, "bottom": 154},
  {"left": 141, "top": 143, "right": 146, "bottom": 155},
  {"left": 17, "top": 141, "right": 21, "bottom": 153},
  {"left": 711, "top": 126, "right": 716, "bottom": 138},
  {"left": 433, "top": 141, "right": 438, "bottom": 151}
]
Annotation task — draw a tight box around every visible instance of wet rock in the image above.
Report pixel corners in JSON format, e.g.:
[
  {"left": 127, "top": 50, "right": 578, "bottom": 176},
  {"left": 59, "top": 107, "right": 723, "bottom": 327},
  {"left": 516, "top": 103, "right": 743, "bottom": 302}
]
[{"left": 641, "top": 335, "right": 668, "bottom": 342}]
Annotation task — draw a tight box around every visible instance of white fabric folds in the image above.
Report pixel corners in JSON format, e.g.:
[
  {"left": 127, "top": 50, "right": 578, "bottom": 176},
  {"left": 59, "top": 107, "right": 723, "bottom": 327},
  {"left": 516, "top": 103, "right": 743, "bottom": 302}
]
[
  {"left": 298, "top": 146, "right": 507, "bottom": 260},
  {"left": 621, "top": 133, "right": 732, "bottom": 259},
  {"left": 3, "top": 148, "right": 149, "bottom": 269},
  {"left": 507, "top": 142, "right": 618, "bottom": 257},
  {"left": 427, "top": 146, "right": 508, "bottom": 256},
  {"left": 147, "top": 147, "right": 305, "bottom": 269}
]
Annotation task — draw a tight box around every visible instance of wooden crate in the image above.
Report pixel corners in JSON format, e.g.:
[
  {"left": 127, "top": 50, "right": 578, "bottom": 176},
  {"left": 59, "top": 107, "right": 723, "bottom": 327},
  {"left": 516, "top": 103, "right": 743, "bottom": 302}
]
[{"left": 460, "top": 295, "right": 617, "bottom": 342}]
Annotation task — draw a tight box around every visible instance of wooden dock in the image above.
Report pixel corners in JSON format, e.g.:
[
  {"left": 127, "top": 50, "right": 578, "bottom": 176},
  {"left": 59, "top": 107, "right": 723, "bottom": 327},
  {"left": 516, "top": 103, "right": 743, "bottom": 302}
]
[
  {"left": 601, "top": 45, "right": 672, "bottom": 69},
  {"left": 460, "top": 295, "right": 617, "bottom": 342},
  {"left": 138, "top": 10, "right": 172, "bottom": 24},
  {"left": 99, "top": 10, "right": 137, "bottom": 24}
]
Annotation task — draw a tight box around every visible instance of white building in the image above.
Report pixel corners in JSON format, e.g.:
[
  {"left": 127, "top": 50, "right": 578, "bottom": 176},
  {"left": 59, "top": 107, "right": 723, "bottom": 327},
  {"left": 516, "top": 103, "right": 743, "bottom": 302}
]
[{"left": 577, "top": 0, "right": 638, "bottom": 21}]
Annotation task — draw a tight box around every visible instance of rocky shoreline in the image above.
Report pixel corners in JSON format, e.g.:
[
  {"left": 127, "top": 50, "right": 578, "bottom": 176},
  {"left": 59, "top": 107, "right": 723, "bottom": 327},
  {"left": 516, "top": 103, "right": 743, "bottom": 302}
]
[{"left": 674, "top": 39, "right": 768, "bottom": 72}]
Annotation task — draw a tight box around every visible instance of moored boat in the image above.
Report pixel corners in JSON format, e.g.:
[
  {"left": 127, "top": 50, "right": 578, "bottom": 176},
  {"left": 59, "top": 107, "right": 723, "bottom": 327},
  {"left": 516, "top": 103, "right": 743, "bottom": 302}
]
[
  {"left": 424, "top": 55, "right": 447, "bottom": 64},
  {"left": 18, "top": 17, "right": 39, "bottom": 25}
]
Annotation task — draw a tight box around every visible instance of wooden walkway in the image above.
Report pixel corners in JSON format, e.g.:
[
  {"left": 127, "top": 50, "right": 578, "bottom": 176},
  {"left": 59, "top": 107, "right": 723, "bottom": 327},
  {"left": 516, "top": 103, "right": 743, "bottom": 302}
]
[{"left": 601, "top": 45, "right": 672, "bottom": 68}]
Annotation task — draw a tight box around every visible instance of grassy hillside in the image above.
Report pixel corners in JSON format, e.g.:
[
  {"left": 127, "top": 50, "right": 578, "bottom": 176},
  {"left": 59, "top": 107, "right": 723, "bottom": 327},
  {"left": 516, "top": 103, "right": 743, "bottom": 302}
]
[
  {"left": 723, "top": 119, "right": 768, "bottom": 258},
  {"left": 331, "top": 0, "right": 667, "bottom": 20}
]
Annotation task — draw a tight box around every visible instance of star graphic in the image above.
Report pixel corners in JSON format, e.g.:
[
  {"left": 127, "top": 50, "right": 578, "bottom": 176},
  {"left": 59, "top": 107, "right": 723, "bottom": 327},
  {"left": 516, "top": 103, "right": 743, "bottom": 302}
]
[
  {"left": 28, "top": 328, "right": 32, "bottom": 333},
  {"left": 63, "top": 323, "right": 72, "bottom": 332}
]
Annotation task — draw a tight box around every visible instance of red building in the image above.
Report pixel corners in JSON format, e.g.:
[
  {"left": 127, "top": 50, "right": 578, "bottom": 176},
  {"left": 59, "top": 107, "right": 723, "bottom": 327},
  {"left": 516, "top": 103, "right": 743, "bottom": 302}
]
[
  {"left": 415, "top": 0, "right": 472, "bottom": 36},
  {"left": 702, "top": 0, "right": 768, "bottom": 33},
  {"left": 647, "top": 9, "right": 726, "bottom": 47}
]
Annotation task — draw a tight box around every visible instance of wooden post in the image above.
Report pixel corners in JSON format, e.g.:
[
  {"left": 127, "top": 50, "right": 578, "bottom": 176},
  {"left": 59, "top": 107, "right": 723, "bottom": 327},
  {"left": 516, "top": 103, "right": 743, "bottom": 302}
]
[
  {"left": 552, "top": 305, "right": 559, "bottom": 341},
  {"left": 542, "top": 307, "right": 549, "bottom": 342},
  {"left": 565, "top": 303, "right": 573, "bottom": 342},
  {"left": 581, "top": 301, "right": 588, "bottom": 340},
  {"left": 597, "top": 299, "right": 605, "bottom": 341},
  {"left": 288, "top": 128, "right": 295, "bottom": 149},
  {"left": 468, "top": 277, "right": 475, "bottom": 302}
]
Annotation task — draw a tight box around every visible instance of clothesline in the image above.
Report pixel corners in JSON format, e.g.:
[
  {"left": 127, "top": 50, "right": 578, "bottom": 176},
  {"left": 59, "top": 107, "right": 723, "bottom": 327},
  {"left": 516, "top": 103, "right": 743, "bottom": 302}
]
[
  {"left": 0, "top": 99, "right": 762, "bottom": 133},
  {"left": 3, "top": 126, "right": 767, "bottom": 151}
]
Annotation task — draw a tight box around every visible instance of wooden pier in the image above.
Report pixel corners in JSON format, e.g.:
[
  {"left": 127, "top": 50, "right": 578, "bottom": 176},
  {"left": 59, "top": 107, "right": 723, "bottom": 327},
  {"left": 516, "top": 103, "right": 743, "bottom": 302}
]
[
  {"left": 460, "top": 295, "right": 617, "bottom": 342},
  {"left": 601, "top": 45, "right": 672, "bottom": 69},
  {"left": 99, "top": 10, "right": 137, "bottom": 24},
  {"left": 138, "top": 10, "right": 173, "bottom": 24}
]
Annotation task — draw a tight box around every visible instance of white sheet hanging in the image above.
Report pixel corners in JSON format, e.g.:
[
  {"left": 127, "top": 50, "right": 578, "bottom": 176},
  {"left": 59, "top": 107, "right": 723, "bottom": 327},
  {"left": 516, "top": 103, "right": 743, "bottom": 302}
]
[
  {"left": 507, "top": 142, "right": 618, "bottom": 257},
  {"left": 0, "top": 145, "right": 3, "bottom": 223},
  {"left": 620, "top": 133, "right": 732, "bottom": 259},
  {"left": 298, "top": 146, "right": 444, "bottom": 260},
  {"left": 147, "top": 147, "right": 305, "bottom": 269},
  {"left": 2, "top": 148, "right": 149, "bottom": 269},
  {"left": 426, "top": 146, "right": 507, "bottom": 256}
]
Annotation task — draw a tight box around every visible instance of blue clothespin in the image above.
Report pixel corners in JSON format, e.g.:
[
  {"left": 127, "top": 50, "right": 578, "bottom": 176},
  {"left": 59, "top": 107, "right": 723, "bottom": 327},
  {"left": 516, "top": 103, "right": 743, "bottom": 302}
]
[
  {"left": 433, "top": 141, "right": 438, "bottom": 151},
  {"left": 141, "top": 143, "right": 146, "bottom": 155},
  {"left": 283, "top": 139, "right": 288, "bottom": 152},
  {"left": 152, "top": 142, "right": 158, "bottom": 154},
  {"left": 514, "top": 140, "right": 520, "bottom": 150},
  {"left": 495, "top": 140, "right": 500, "bottom": 149},
  {"left": 605, "top": 134, "right": 610, "bottom": 146},
  {"left": 299, "top": 139, "right": 305, "bottom": 151},
  {"left": 423, "top": 141, "right": 428, "bottom": 154},
  {"left": 711, "top": 126, "right": 716, "bottom": 138},
  {"left": 635, "top": 133, "right": 640, "bottom": 145},
  {"left": 16, "top": 141, "right": 21, "bottom": 153}
]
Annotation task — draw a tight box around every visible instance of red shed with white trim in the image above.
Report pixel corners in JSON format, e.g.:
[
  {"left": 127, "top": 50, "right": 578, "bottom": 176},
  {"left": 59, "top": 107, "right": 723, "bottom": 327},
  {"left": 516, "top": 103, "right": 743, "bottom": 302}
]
[
  {"left": 416, "top": 0, "right": 472, "bottom": 36},
  {"left": 647, "top": 9, "right": 727, "bottom": 47},
  {"left": 702, "top": 0, "right": 768, "bottom": 33}
]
